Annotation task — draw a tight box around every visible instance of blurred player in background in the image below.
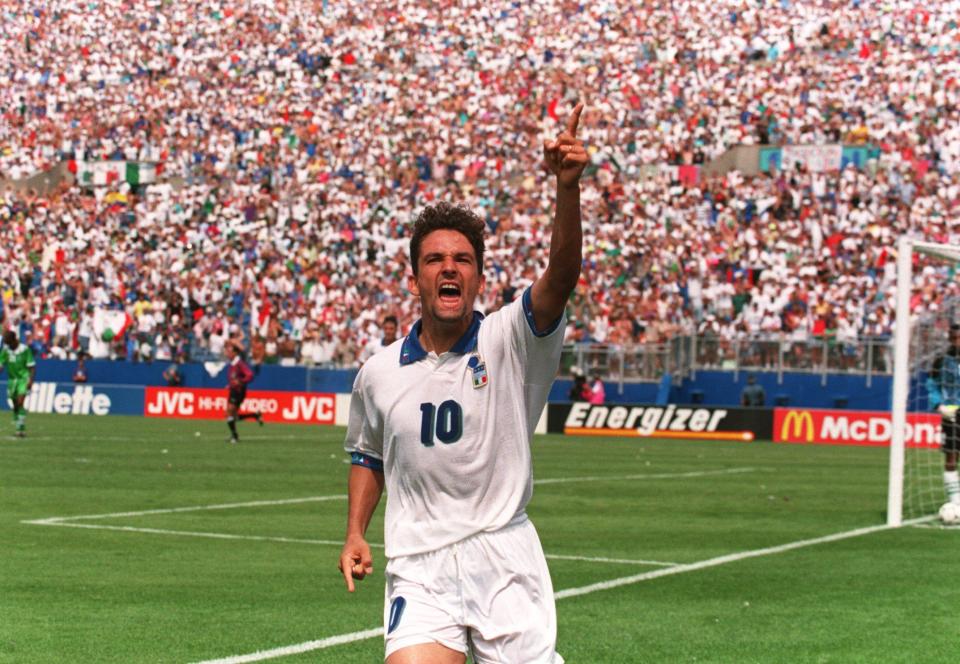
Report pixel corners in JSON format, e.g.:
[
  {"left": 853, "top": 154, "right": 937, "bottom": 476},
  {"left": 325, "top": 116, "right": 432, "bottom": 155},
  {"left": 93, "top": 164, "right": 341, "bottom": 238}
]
[
  {"left": 359, "top": 315, "right": 400, "bottom": 365},
  {"left": 340, "top": 103, "right": 587, "bottom": 664},
  {"left": 224, "top": 342, "right": 262, "bottom": 444},
  {"left": 0, "top": 330, "right": 36, "bottom": 438},
  {"left": 928, "top": 324, "right": 960, "bottom": 505}
]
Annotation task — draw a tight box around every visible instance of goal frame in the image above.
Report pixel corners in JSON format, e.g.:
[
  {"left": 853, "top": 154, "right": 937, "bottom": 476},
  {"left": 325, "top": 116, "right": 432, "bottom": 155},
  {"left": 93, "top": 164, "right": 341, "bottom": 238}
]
[{"left": 887, "top": 237, "right": 960, "bottom": 526}]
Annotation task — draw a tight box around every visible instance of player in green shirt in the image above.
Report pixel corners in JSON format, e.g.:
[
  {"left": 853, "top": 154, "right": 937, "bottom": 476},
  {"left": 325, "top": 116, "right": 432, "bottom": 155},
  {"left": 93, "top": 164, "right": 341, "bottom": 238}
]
[{"left": 0, "top": 330, "right": 36, "bottom": 438}]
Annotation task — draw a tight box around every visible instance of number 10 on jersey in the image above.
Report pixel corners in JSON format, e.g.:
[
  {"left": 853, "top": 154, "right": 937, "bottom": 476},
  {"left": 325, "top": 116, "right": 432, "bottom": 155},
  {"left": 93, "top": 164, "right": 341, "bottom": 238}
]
[{"left": 419, "top": 400, "right": 463, "bottom": 446}]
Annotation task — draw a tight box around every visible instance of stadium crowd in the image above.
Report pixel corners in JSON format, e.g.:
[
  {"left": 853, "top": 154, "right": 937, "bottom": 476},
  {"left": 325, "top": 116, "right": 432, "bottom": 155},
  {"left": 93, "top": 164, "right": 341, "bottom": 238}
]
[{"left": 1, "top": 0, "right": 959, "bottom": 369}]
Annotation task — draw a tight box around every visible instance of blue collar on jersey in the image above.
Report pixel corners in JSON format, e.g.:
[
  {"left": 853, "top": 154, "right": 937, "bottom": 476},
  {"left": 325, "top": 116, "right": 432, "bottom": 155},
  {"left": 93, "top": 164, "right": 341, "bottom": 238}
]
[{"left": 399, "top": 312, "right": 484, "bottom": 365}]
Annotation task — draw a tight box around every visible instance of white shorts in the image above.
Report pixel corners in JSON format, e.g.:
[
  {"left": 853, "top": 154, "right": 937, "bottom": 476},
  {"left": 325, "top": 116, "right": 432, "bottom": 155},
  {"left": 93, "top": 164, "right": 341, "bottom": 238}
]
[{"left": 383, "top": 518, "right": 563, "bottom": 664}]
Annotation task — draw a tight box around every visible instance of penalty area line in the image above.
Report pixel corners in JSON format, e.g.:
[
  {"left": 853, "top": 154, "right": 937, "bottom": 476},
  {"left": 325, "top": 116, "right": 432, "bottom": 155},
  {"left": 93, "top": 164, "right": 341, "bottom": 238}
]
[
  {"left": 533, "top": 466, "right": 758, "bottom": 485},
  {"left": 26, "top": 522, "right": 363, "bottom": 548},
  {"left": 26, "top": 521, "right": 677, "bottom": 566},
  {"left": 21, "top": 494, "right": 347, "bottom": 524},
  {"left": 191, "top": 518, "right": 924, "bottom": 664},
  {"left": 553, "top": 517, "right": 931, "bottom": 599},
  {"left": 22, "top": 468, "right": 759, "bottom": 525}
]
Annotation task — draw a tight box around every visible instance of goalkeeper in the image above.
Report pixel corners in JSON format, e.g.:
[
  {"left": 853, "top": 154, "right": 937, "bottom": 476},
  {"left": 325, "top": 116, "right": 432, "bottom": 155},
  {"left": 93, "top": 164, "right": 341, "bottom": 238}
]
[
  {"left": 927, "top": 323, "right": 960, "bottom": 506},
  {"left": 0, "top": 330, "right": 36, "bottom": 439}
]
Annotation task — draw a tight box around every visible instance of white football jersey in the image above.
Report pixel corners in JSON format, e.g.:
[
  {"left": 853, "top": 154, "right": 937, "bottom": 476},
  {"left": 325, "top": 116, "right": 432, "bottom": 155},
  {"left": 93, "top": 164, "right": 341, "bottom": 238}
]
[
  {"left": 345, "top": 289, "right": 564, "bottom": 558},
  {"left": 358, "top": 335, "right": 394, "bottom": 364}
]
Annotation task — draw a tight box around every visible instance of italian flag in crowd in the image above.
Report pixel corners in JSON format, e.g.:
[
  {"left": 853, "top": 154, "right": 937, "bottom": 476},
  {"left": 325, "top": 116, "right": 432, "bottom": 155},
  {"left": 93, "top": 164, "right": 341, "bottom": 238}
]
[
  {"left": 99, "top": 310, "right": 133, "bottom": 342},
  {"left": 69, "top": 161, "right": 163, "bottom": 186}
]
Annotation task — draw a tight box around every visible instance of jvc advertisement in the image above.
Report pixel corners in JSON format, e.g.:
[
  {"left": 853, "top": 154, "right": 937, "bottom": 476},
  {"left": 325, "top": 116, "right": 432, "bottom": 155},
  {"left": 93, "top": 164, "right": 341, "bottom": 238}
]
[
  {"left": 548, "top": 403, "right": 773, "bottom": 441},
  {"left": 144, "top": 387, "right": 337, "bottom": 424},
  {"left": 2, "top": 382, "right": 338, "bottom": 425}
]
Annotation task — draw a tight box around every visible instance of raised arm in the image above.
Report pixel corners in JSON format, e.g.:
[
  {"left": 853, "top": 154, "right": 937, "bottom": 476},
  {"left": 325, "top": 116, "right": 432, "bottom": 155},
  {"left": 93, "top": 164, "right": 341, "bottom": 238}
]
[{"left": 530, "top": 102, "right": 589, "bottom": 332}]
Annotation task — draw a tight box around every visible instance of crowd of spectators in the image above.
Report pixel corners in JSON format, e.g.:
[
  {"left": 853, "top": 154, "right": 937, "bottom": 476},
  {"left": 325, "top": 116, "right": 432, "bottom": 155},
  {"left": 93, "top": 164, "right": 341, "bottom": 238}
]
[{"left": 1, "top": 0, "right": 959, "bottom": 372}]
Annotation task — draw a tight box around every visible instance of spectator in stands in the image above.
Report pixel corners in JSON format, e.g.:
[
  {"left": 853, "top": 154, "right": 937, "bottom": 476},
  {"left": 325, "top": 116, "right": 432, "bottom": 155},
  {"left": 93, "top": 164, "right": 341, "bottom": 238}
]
[
  {"left": 0, "top": 0, "right": 957, "bottom": 373},
  {"left": 278, "top": 334, "right": 298, "bottom": 367}
]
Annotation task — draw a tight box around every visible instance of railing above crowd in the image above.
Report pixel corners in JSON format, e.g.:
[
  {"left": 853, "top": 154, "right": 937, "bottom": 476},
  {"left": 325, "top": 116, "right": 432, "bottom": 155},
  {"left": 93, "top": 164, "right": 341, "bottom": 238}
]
[
  {"left": 561, "top": 335, "right": 893, "bottom": 386},
  {"left": 31, "top": 328, "right": 895, "bottom": 386}
]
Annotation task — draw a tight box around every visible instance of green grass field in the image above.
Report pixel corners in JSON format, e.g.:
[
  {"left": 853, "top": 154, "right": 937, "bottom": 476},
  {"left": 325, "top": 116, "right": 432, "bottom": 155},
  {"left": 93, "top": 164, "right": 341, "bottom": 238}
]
[{"left": 1, "top": 413, "right": 957, "bottom": 664}]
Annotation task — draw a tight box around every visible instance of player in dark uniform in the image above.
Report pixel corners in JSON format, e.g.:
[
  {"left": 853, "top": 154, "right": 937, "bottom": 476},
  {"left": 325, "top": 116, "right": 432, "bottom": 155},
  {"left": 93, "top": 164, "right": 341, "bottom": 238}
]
[
  {"left": 225, "top": 342, "right": 262, "bottom": 444},
  {"left": 927, "top": 324, "right": 960, "bottom": 506}
]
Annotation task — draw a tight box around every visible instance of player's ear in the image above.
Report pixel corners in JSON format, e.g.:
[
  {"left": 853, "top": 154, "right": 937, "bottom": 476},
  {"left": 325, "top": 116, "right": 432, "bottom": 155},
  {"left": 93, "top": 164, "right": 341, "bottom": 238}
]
[
  {"left": 477, "top": 272, "right": 486, "bottom": 295},
  {"left": 407, "top": 271, "right": 420, "bottom": 297}
]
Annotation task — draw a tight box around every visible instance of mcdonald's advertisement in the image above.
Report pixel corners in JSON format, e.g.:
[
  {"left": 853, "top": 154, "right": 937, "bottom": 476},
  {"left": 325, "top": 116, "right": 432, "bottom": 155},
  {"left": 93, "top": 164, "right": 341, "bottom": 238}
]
[{"left": 774, "top": 408, "right": 941, "bottom": 448}]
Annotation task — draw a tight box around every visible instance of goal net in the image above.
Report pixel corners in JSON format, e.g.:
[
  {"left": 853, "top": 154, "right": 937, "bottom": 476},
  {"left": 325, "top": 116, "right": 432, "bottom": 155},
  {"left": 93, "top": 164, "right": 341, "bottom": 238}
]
[{"left": 888, "top": 238, "right": 960, "bottom": 526}]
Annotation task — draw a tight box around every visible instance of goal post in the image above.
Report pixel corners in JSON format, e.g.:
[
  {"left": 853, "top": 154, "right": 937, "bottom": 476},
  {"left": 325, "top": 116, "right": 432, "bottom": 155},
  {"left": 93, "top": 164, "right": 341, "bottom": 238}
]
[
  {"left": 888, "top": 237, "right": 960, "bottom": 527},
  {"left": 886, "top": 237, "right": 911, "bottom": 526}
]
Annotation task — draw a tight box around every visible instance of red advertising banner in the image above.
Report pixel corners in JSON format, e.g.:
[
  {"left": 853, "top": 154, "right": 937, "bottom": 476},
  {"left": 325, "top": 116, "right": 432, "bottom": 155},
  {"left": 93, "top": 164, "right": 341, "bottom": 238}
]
[
  {"left": 144, "top": 387, "right": 336, "bottom": 425},
  {"left": 773, "top": 408, "right": 941, "bottom": 448}
]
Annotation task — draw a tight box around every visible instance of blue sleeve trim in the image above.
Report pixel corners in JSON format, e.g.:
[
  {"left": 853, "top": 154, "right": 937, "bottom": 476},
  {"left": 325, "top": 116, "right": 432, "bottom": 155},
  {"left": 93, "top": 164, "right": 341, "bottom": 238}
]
[
  {"left": 522, "top": 286, "right": 564, "bottom": 338},
  {"left": 350, "top": 452, "right": 384, "bottom": 473}
]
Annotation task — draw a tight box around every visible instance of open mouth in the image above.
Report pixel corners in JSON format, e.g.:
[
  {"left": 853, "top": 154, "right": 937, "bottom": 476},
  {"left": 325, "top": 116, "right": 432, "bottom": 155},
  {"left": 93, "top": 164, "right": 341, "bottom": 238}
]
[{"left": 438, "top": 283, "right": 462, "bottom": 304}]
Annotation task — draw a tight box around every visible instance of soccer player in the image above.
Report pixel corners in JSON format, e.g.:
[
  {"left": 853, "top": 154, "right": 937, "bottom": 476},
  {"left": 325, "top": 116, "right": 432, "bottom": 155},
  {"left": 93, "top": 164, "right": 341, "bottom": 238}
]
[
  {"left": 224, "top": 342, "right": 262, "bottom": 444},
  {"left": 359, "top": 315, "right": 400, "bottom": 365},
  {"left": 0, "top": 330, "right": 36, "bottom": 438},
  {"left": 340, "top": 103, "right": 587, "bottom": 664},
  {"left": 928, "top": 323, "right": 960, "bottom": 505}
]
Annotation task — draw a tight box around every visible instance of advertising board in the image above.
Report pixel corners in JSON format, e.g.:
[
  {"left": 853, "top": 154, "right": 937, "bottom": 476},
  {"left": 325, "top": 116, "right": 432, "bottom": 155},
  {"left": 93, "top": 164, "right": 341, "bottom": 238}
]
[
  {"left": 548, "top": 403, "right": 772, "bottom": 441},
  {"left": 144, "top": 387, "right": 336, "bottom": 424},
  {"left": 774, "top": 408, "right": 940, "bottom": 448}
]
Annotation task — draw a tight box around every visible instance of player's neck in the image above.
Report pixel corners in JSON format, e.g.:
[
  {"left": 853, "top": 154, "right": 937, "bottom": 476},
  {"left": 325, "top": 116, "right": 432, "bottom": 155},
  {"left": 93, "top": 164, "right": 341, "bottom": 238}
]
[{"left": 418, "top": 316, "right": 471, "bottom": 355}]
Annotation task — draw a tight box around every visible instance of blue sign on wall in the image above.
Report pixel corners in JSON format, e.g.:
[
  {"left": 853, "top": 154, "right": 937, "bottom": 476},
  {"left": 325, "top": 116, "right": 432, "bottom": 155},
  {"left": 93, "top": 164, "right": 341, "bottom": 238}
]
[{"left": 1, "top": 381, "right": 144, "bottom": 416}]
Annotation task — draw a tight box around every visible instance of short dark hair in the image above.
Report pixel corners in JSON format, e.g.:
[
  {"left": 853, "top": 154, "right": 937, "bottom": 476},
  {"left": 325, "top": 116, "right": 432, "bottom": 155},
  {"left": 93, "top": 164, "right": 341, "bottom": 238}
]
[
  {"left": 383, "top": 315, "right": 399, "bottom": 327},
  {"left": 409, "top": 202, "right": 485, "bottom": 276}
]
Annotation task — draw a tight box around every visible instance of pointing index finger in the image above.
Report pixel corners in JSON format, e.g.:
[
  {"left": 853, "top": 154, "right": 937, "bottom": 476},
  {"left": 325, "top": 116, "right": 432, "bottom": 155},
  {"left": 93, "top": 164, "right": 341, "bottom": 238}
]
[
  {"left": 339, "top": 556, "right": 356, "bottom": 592},
  {"left": 565, "top": 102, "right": 584, "bottom": 136}
]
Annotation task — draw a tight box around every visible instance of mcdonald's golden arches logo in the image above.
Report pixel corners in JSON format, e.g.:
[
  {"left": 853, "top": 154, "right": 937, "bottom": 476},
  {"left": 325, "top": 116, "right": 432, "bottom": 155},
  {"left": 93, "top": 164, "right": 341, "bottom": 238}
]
[{"left": 781, "top": 410, "right": 815, "bottom": 442}]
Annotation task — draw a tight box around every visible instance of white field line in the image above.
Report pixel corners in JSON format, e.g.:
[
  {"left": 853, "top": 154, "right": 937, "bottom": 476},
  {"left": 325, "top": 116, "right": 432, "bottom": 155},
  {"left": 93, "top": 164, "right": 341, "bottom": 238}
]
[
  {"left": 22, "top": 495, "right": 347, "bottom": 525},
  {"left": 553, "top": 516, "right": 933, "bottom": 599},
  {"left": 22, "top": 467, "right": 759, "bottom": 526},
  {"left": 26, "top": 521, "right": 678, "bottom": 567},
  {"left": 910, "top": 522, "right": 960, "bottom": 530},
  {"left": 544, "top": 553, "right": 676, "bottom": 566},
  {"left": 533, "top": 467, "right": 758, "bottom": 485},
  {"left": 191, "top": 516, "right": 933, "bottom": 664},
  {"left": 194, "top": 628, "right": 386, "bottom": 664},
  {"left": 29, "top": 522, "right": 357, "bottom": 548}
]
